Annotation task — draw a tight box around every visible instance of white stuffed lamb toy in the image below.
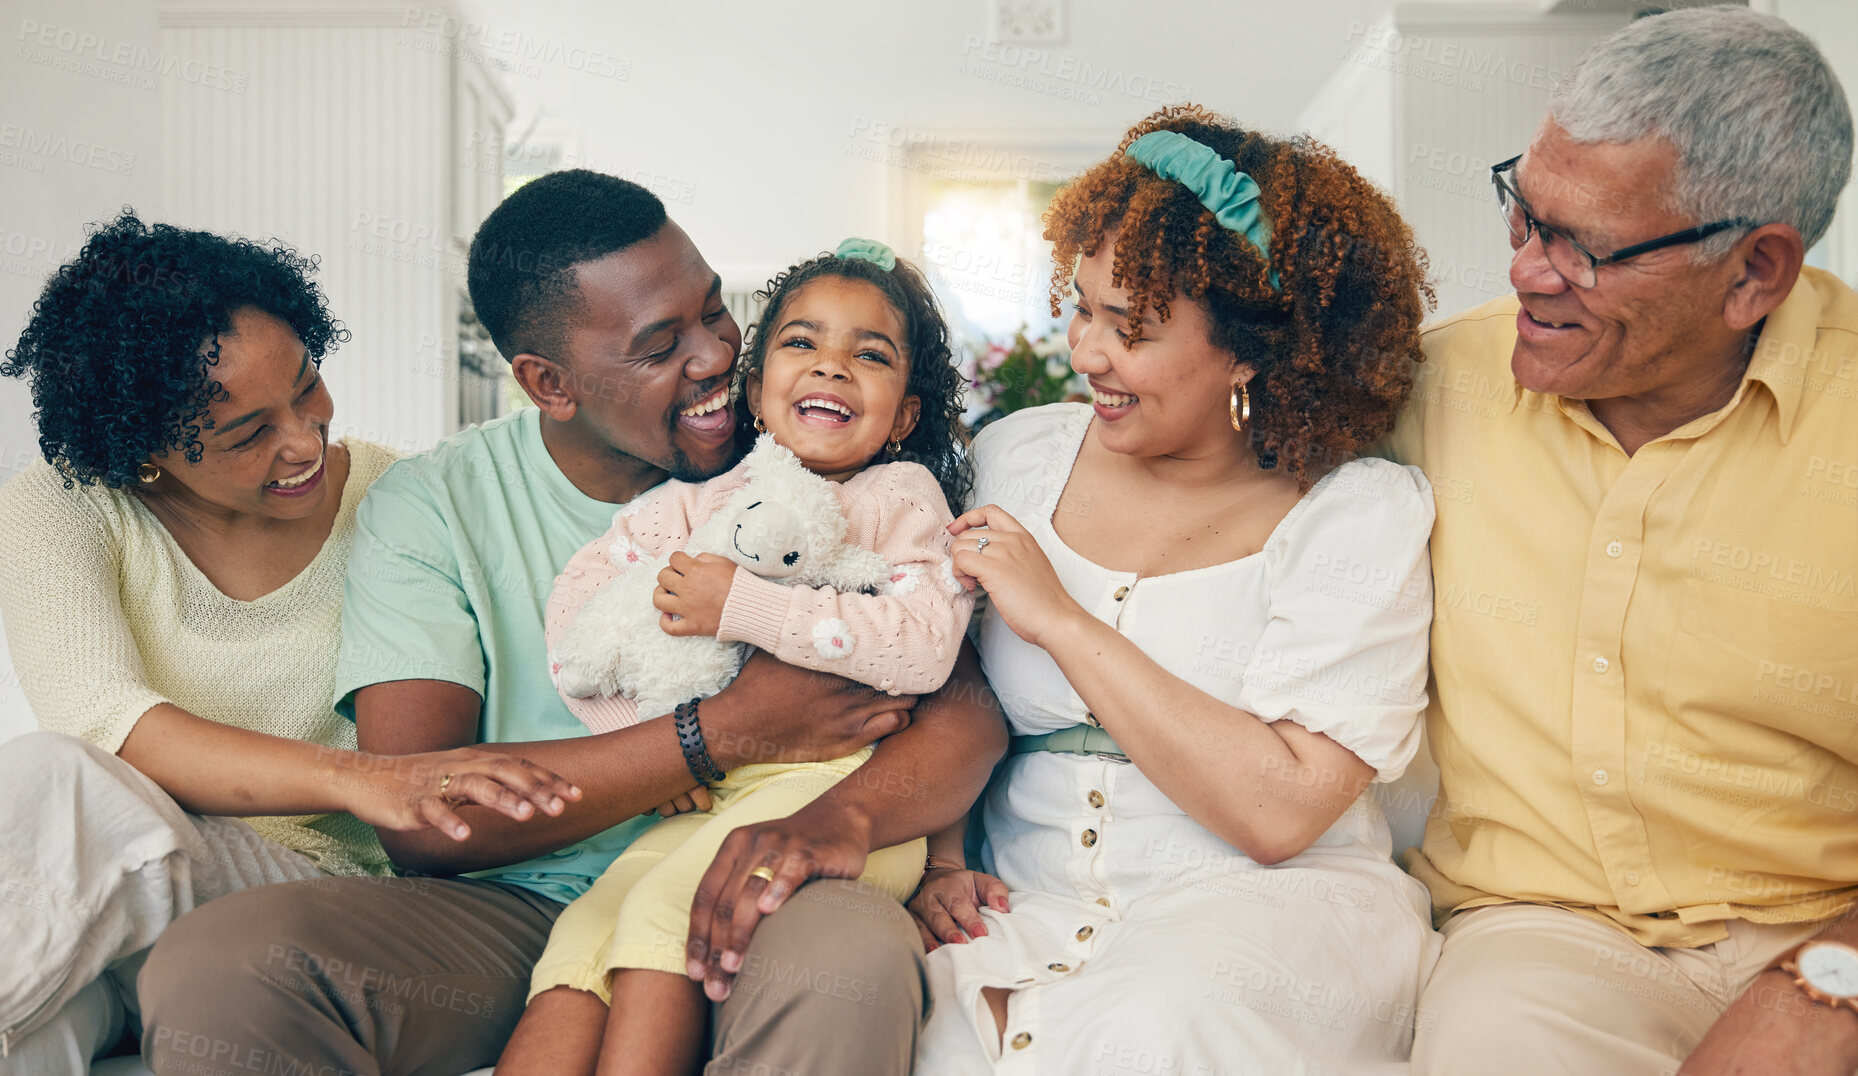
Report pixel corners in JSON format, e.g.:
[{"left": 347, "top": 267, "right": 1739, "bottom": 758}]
[{"left": 552, "top": 435, "right": 894, "bottom": 719}]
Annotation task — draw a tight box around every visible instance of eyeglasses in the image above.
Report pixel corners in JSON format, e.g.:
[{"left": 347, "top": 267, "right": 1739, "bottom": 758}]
[{"left": 1490, "top": 154, "right": 1752, "bottom": 289}]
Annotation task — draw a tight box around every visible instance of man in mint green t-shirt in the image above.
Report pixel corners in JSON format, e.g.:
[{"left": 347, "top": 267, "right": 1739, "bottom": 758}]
[
  {"left": 334, "top": 403, "right": 656, "bottom": 904},
  {"left": 136, "top": 171, "right": 1006, "bottom": 1076}
]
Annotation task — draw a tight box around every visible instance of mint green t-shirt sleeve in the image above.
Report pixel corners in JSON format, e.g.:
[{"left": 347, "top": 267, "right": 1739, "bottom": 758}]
[{"left": 335, "top": 466, "right": 487, "bottom": 718}]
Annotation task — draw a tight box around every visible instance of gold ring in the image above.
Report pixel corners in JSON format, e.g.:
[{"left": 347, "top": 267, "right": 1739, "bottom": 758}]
[
  {"left": 438, "top": 772, "right": 455, "bottom": 795},
  {"left": 748, "top": 866, "right": 777, "bottom": 883}
]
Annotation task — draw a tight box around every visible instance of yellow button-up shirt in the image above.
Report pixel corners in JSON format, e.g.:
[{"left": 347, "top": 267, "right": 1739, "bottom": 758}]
[{"left": 1385, "top": 267, "right": 1858, "bottom": 948}]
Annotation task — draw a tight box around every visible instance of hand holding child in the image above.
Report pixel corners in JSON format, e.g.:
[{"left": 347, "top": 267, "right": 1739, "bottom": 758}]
[{"left": 651, "top": 785, "right": 715, "bottom": 818}]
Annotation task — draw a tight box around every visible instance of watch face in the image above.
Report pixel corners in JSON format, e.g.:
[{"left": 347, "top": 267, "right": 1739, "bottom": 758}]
[{"left": 1800, "top": 944, "right": 1858, "bottom": 999}]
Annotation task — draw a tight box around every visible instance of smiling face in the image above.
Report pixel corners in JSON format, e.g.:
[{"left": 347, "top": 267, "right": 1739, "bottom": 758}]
[
  {"left": 1507, "top": 121, "right": 1750, "bottom": 402},
  {"left": 745, "top": 275, "right": 920, "bottom": 482},
  {"left": 549, "top": 222, "right": 742, "bottom": 483},
  {"left": 1065, "top": 236, "right": 1249, "bottom": 460},
  {"left": 152, "top": 306, "right": 335, "bottom": 518}
]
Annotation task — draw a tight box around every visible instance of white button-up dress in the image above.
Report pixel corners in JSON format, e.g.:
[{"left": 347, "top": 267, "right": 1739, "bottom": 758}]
[{"left": 916, "top": 404, "right": 1442, "bottom": 1075}]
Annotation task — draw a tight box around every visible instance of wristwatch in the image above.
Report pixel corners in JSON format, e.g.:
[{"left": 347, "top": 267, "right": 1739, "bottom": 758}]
[{"left": 1781, "top": 940, "right": 1858, "bottom": 1012}]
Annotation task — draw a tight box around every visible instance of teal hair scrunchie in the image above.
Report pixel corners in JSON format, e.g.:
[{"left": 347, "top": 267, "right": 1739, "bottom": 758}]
[
  {"left": 834, "top": 237, "right": 897, "bottom": 272},
  {"left": 1126, "top": 130, "right": 1279, "bottom": 289}
]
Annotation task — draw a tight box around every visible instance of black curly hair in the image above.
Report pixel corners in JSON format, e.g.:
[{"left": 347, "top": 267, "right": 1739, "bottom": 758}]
[
  {"left": 734, "top": 250, "right": 972, "bottom": 511},
  {"left": 1, "top": 209, "right": 348, "bottom": 488},
  {"left": 466, "top": 169, "right": 667, "bottom": 362}
]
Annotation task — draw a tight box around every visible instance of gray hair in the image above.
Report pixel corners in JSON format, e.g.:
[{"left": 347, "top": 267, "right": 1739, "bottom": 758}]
[{"left": 1549, "top": 5, "right": 1853, "bottom": 260}]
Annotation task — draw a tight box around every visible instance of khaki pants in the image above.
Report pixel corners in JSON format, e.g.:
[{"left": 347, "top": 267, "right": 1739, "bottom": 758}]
[
  {"left": 137, "top": 871, "right": 927, "bottom": 1076},
  {"left": 1413, "top": 902, "right": 1824, "bottom": 1076}
]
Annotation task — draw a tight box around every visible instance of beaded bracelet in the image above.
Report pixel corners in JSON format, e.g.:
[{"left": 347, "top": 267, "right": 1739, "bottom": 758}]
[{"left": 673, "top": 697, "right": 724, "bottom": 784}]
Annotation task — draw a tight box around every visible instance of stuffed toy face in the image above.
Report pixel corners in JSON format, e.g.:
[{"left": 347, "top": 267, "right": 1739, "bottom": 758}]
[{"left": 720, "top": 497, "right": 811, "bottom": 581}]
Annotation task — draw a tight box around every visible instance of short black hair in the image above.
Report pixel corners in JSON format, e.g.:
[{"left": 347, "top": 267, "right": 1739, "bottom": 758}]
[
  {"left": 1, "top": 209, "right": 347, "bottom": 488},
  {"left": 466, "top": 169, "right": 669, "bottom": 362},
  {"left": 735, "top": 251, "right": 972, "bottom": 511}
]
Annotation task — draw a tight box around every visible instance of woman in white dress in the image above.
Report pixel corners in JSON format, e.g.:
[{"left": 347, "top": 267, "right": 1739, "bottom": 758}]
[{"left": 911, "top": 105, "right": 1441, "bottom": 1074}]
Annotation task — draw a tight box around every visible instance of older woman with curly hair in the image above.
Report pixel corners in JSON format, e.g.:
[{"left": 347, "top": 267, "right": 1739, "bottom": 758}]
[
  {"left": 0, "top": 212, "right": 576, "bottom": 1070},
  {"left": 908, "top": 105, "right": 1442, "bottom": 1072}
]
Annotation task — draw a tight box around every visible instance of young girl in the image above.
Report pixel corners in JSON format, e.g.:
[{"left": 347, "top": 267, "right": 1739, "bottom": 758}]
[{"left": 500, "top": 238, "right": 974, "bottom": 1076}]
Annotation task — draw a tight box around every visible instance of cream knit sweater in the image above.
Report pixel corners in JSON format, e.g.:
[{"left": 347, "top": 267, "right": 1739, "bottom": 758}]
[{"left": 0, "top": 439, "right": 398, "bottom": 877}]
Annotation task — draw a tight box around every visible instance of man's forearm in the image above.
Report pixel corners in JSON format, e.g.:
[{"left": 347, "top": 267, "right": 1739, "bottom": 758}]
[
  {"left": 1683, "top": 912, "right": 1858, "bottom": 1075},
  {"left": 802, "top": 643, "right": 1007, "bottom": 851},
  {"left": 358, "top": 679, "right": 703, "bottom": 874},
  {"left": 410, "top": 721, "right": 709, "bottom": 872}
]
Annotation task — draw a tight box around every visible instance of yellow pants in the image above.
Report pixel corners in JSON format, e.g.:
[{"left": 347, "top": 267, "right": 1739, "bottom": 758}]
[{"left": 528, "top": 749, "right": 926, "bottom": 1003}]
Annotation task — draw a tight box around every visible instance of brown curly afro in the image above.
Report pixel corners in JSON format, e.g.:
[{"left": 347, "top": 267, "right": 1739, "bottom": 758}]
[{"left": 1044, "top": 104, "right": 1433, "bottom": 489}]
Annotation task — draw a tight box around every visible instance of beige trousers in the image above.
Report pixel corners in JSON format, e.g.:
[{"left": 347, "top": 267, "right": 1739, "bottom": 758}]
[
  {"left": 1413, "top": 902, "right": 1824, "bottom": 1076},
  {"left": 136, "top": 871, "right": 927, "bottom": 1076}
]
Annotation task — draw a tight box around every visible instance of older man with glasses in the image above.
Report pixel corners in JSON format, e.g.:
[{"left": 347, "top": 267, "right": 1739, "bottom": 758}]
[{"left": 1382, "top": 7, "right": 1858, "bottom": 1074}]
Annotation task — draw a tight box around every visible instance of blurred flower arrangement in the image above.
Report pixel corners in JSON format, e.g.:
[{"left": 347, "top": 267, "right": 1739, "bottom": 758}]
[{"left": 963, "top": 327, "right": 1087, "bottom": 430}]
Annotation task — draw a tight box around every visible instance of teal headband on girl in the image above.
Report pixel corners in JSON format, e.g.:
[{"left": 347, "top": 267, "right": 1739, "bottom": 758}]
[
  {"left": 835, "top": 237, "right": 897, "bottom": 271},
  {"left": 1126, "top": 130, "right": 1279, "bottom": 289}
]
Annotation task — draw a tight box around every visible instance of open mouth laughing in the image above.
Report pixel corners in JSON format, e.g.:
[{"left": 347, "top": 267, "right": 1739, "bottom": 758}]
[
  {"left": 676, "top": 386, "right": 733, "bottom": 435},
  {"left": 793, "top": 392, "right": 858, "bottom": 427},
  {"left": 1090, "top": 382, "right": 1138, "bottom": 419},
  {"left": 266, "top": 445, "right": 326, "bottom": 496}
]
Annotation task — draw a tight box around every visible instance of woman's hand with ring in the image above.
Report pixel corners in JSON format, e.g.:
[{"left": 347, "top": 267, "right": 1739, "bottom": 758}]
[
  {"left": 333, "top": 746, "right": 582, "bottom": 842},
  {"left": 948, "top": 504, "right": 1086, "bottom": 649}
]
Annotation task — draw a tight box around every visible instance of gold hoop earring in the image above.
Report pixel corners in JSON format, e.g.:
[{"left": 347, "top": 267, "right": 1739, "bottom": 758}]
[
  {"left": 753, "top": 413, "right": 767, "bottom": 434},
  {"left": 137, "top": 463, "right": 162, "bottom": 484},
  {"left": 887, "top": 436, "right": 903, "bottom": 458},
  {"left": 1229, "top": 383, "right": 1251, "bottom": 432}
]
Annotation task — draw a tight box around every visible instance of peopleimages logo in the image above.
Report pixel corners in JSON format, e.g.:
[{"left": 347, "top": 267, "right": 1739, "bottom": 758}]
[
  {"left": 15, "top": 18, "right": 249, "bottom": 93},
  {"left": 399, "top": 6, "right": 630, "bottom": 79},
  {"left": 0, "top": 124, "right": 136, "bottom": 175},
  {"left": 1342, "top": 20, "right": 1569, "bottom": 93},
  {"left": 957, "top": 36, "right": 1191, "bottom": 105}
]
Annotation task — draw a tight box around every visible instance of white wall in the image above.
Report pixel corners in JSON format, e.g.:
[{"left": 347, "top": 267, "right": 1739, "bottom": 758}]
[
  {"left": 0, "top": 0, "right": 166, "bottom": 484},
  {"left": 0, "top": 0, "right": 168, "bottom": 738},
  {"left": 158, "top": 15, "right": 473, "bottom": 455},
  {"left": 1300, "top": 5, "right": 1632, "bottom": 318},
  {"left": 474, "top": 0, "right": 1389, "bottom": 287},
  {"left": 1768, "top": 0, "right": 1858, "bottom": 285}
]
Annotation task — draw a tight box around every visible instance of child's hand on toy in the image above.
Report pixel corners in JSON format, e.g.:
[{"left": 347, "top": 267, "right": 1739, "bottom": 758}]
[{"left": 654, "top": 551, "right": 737, "bottom": 637}]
